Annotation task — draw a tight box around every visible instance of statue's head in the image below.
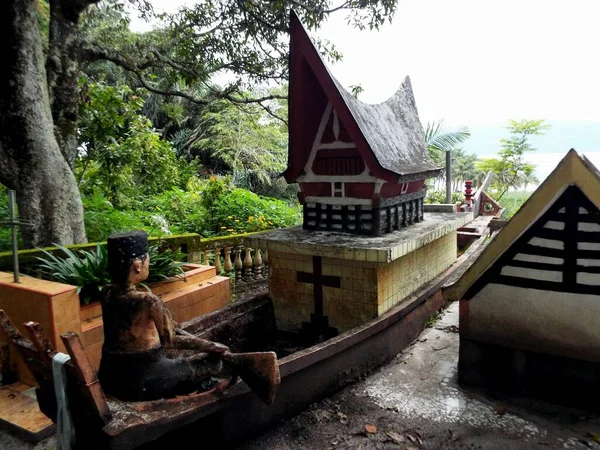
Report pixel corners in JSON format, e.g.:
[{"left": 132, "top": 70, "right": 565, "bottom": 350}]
[{"left": 107, "top": 231, "right": 150, "bottom": 285}]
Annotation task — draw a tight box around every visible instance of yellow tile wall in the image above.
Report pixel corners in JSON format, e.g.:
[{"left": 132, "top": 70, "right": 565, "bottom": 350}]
[
  {"left": 268, "top": 231, "right": 457, "bottom": 333},
  {"left": 376, "top": 231, "right": 456, "bottom": 315},
  {"left": 269, "top": 251, "right": 314, "bottom": 332}
]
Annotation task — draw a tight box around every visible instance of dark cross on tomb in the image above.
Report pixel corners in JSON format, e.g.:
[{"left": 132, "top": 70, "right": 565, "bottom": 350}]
[
  {"left": 0, "top": 190, "right": 32, "bottom": 283},
  {"left": 296, "top": 256, "right": 340, "bottom": 343}
]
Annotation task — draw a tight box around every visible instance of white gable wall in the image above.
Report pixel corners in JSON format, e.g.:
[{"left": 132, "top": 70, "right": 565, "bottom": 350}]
[{"left": 464, "top": 283, "right": 600, "bottom": 362}]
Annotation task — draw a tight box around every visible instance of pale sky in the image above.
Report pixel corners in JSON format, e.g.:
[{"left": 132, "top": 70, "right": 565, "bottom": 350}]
[
  {"left": 313, "top": 0, "right": 600, "bottom": 127},
  {"left": 131, "top": 0, "right": 600, "bottom": 126},
  {"left": 129, "top": 0, "right": 600, "bottom": 183}
]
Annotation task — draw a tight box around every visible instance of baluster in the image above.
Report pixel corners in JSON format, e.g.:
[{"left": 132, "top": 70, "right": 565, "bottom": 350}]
[
  {"left": 244, "top": 248, "right": 254, "bottom": 281},
  {"left": 188, "top": 249, "right": 201, "bottom": 264},
  {"left": 253, "top": 249, "right": 263, "bottom": 279},
  {"left": 224, "top": 247, "right": 233, "bottom": 275},
  {"left": 203, "top": 249, "right": 212, "bottom": 266},
  {"left": 234, "top": 248, "right": 243, "bottom": 284},
  {"left": 214, "top": 247, "right": 222, "bottom": 274},
  {"left": 263, "top": 249, "right": 269, "bottom": 279}
]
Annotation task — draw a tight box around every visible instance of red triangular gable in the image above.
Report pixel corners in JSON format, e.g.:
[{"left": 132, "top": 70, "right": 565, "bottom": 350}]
[{"left": 283, "top": 10, "right": 396, "bottom": 183}]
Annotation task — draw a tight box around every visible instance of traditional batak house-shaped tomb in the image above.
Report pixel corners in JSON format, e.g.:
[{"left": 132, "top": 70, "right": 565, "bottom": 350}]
[
  {"left": 283, "top": 12, "right": 442, "bottom": 237},
  {"left": 447, "top": 149, "right": 600, "bottom": 407},
  {"left": 247, "top": 12, "right": 471, "bottom": 342}
]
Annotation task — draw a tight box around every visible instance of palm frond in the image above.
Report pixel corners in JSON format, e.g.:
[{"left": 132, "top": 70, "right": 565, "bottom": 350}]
[{"left": 425, "top": 121, "right": 471, "bottom": 153}]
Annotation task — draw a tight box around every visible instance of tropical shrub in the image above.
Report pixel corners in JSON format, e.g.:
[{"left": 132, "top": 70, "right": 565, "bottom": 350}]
[
  {"left": 141, "top": 176, "right": 301, "bottom": 237},
  {"left": 35, "top": 243, "right": 187, "bottom": 305},
  {"left": 82, "top": 192, "right": 149, "bottom": 242},
  {"left": 199, "top": 182, "right": 301, "bottom": 237},
  {"left": 36, "top": 244, "right": 111, "bottom": 305},
  {"left": 146, "top": 245, "right": 186, "bottom": 283},
  {"left": 425, "top": 190, "right": 464, "bottom": 205}
]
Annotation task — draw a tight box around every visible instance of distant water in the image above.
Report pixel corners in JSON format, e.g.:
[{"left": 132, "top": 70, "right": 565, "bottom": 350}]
[{"left": 460, "top": 121, "right": 600, "bottom": 187}]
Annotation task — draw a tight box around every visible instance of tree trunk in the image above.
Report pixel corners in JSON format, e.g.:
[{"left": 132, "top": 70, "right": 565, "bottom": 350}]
[
  {"left": 0, "top": 0, "right": 86, "bottom": 248},
  {"left": 47, "top": 0, "right": 92, "bottom": 169}
]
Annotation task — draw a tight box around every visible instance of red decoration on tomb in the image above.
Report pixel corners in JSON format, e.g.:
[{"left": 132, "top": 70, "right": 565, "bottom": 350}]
[
  {"left": 464, "top": 181, "right": 474, "bottom": 210},
  {"left": 284, "top": 12, "right": 442, "bottom": 236}
]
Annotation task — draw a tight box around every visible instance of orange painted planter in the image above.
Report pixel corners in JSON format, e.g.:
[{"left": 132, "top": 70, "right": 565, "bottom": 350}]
[{"left": 0, "top": 264, "right": 231, "bottom": 384}]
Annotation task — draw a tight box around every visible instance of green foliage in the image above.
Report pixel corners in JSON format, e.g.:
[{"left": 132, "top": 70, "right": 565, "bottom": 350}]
[
  {"left": 0, "top": 185, "right": 23, "bottom": 252},
  {"left": 180, "top": 98, "right": 288, "bottom": 189},
  {"left": 82, "top": 193, "right": 149, "bottom": 243},
  {"left": 78, "top": 0, "right": 397, "bottom": 130},
  {"left": 35, "top": 243, "right": 187, "bottom": 305},
  {"left": 425, "top": 190, "right": 464, "bottom": 204},
  {"left": 77, "top": 79, "right": 184, "bottom": 207},
  {"left": 425, "top": 121, "right": 471, "bottom": 166},
  {"left": 498, "top": 191, "right": 531, "bottom": 220},
  {"left": 146, "top": 245, "right": 186, "bottom": 283},
  {"left": 479, "top": 119, "right": 549, "bottom": 200},
  {"left": 35, "top": 244, "right": 111, "bottom": 305},
  {"left": 140, "top": 188, "right": 203, "bottom": 234},
  {"left": 141, "top": 177, "right": 301, "bottom": 237},
  {"left": 207, "top": 187, "right": 301, "bottom": 237}
]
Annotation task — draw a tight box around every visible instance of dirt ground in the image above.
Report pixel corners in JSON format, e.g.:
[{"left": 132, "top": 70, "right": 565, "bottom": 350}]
[{"left": 3, "top": 302, "right": 600, "bottom": 450}]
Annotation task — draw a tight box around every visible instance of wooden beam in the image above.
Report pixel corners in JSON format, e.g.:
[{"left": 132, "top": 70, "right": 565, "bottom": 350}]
[
  {"left": 61, "top": 332, "right": 112, "bottom": 424},
  {"left": 23, "top": 321, "right": 56, "bottom": 362}
]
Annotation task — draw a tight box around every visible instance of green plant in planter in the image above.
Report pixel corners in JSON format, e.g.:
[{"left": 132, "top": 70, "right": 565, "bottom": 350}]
[
  {"left": 145, "top": 245, "right": 186, "bottom": 283},
  {"left": 35, "top": 244, "right": 111, "bottom": 305},
  {"left": 36, "top": 243, "right": 187, "bottom": 305}
]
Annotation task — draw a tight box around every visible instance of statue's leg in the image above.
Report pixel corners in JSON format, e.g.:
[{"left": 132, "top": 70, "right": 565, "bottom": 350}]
[
  {"left": 170, "top": 335, "right": 229, "bottom": 354},
  {"left": 185, "top": 353, "right": 223, "bottom": 381}
]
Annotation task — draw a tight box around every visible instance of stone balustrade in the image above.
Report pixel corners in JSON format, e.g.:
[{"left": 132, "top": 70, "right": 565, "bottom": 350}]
[
  {"left": 0, "top": 231, "right": 272, "bottom": 301},
  {"left": 189, "top": 238, "right": 270, "bottom": 297}
]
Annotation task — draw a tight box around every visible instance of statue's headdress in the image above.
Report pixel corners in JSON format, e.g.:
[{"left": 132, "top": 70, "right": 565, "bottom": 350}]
[{"left": 106, "top": 231, "right": 149, "bottom": 284}]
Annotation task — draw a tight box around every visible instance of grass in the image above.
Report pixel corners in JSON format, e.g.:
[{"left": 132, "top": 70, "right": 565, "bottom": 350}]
[{"left": 498, "top": 191, "right": 532, "bottom": 219}]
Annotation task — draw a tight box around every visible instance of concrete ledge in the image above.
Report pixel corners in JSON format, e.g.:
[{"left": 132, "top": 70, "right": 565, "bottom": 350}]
[
  {"left": 247, "top": 212, "right": 473, "bottom": 263},
  {"left": 424, "top": 204, "right": 457, "bottom": 213}
]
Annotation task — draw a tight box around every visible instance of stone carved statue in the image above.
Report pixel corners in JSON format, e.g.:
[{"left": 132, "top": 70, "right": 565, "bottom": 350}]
[{"left": 98, "top": 231, "right": 279, "bottom": 403}]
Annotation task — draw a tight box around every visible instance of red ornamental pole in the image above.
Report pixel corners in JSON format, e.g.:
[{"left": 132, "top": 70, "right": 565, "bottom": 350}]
[{"left": 464, "top": 180, "right": 473, "bottom": 210}]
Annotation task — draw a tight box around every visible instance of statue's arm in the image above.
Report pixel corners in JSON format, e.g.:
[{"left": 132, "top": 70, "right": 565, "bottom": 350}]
[
  {"left": 147, "top": 294, "right": 175, "bottom": 346},
  {"left": 147, "top": 294, "right": 229, "bottom": 354}
]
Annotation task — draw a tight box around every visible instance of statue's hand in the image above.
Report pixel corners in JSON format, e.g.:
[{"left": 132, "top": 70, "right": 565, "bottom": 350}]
[{"left": 209, "top": 341, "right": 230, "bottom": 355}]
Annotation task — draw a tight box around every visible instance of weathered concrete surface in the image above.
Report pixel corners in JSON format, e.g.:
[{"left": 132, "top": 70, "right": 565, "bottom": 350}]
[
  {"left": 0, "top": 432, "right": 54, "bottom": 450},
  {"left": 246, "top": 213, "right": 472, "bottom": 264},
  {"left": 239, "top": 302, "right": 600, "bottom": 450},
  {"left": 4, "top": 302, "right": 600, "bottom": 449}
]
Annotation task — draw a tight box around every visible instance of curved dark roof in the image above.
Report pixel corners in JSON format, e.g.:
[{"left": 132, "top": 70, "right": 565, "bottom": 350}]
[
  {"left": 333, "top": 76, "right": 442, "bottom": 176},
  {"left": 285, "top": 10, "right": 442, "bottom": 182}
]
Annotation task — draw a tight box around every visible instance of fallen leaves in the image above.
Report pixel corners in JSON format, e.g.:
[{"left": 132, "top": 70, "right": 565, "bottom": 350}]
[
  {"left": 587, "top": 432, "right": 600, "bottom": 445},
  {"left": 386, "top": 430, "right": 405, "bottom": 444},
  {"left": 337, "top": 412, "right": 348, "bottom": 425},
  {"left": 436, "top": 325, "right": 459, "bottom": 333},
  {"left": 494, "top": 403, "right": 506, "bottom": 416},
  {"left": 365, "top": 424, "right": 377, "bottom": 434},
  {"left": 448, "top": 429, "right": 461, "bottom": 442}
]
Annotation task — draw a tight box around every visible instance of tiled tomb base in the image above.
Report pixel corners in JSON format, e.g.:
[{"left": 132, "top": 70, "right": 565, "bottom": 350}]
[{"left": 247, "top": 212, "right": 470, "bottom": 334}]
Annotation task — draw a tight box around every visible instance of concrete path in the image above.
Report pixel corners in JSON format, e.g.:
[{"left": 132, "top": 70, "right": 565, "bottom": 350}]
[
  {"left": 4, "top": 302, "right": 600, "bottom": 449},
  {"left": 240, "top": 302, "right": 600, "bottom": 449}
]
